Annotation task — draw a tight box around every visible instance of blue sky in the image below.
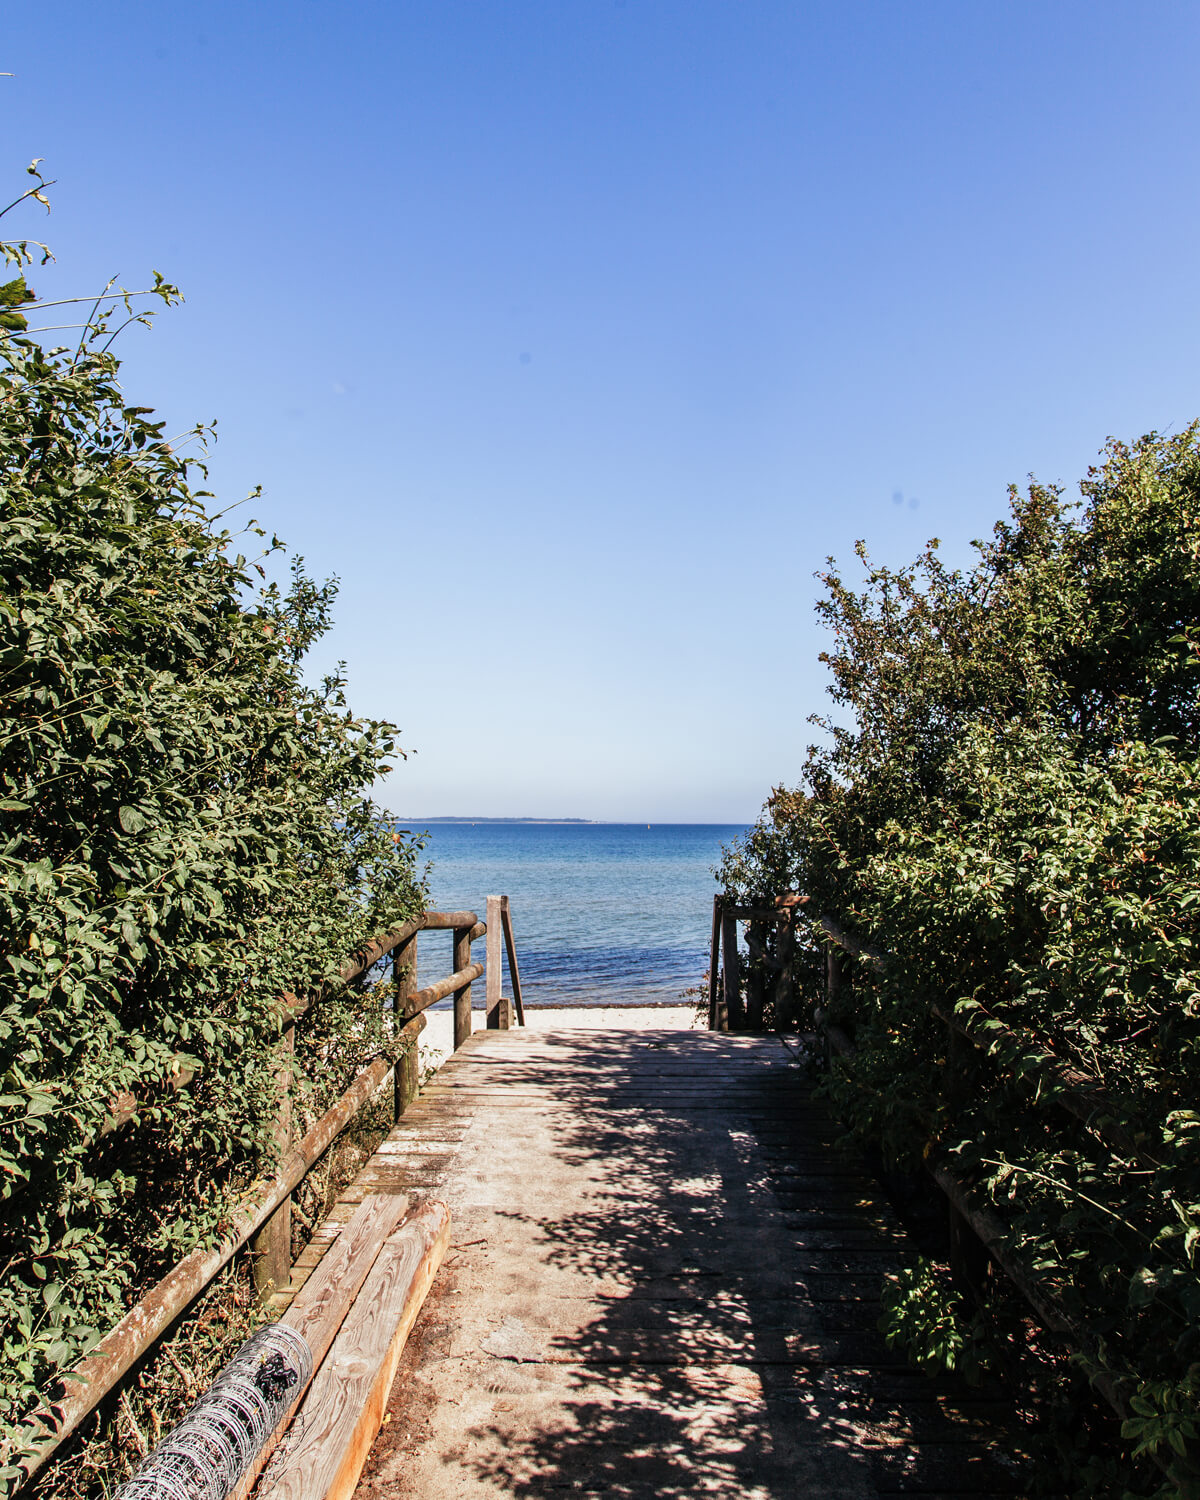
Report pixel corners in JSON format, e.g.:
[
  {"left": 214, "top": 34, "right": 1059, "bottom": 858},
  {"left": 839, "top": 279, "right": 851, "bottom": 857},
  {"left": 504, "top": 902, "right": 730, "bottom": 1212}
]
[{"left": 6, "top": 2, "right": 1200, "bottom": 820}]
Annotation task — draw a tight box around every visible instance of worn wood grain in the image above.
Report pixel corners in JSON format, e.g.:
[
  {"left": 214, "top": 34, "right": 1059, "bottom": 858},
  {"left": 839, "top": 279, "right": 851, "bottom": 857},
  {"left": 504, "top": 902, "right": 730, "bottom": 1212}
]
[
  {"left": 721, "top": 907, "right": 743, "bottom": 1030},
  {"left": 708, "top": 894, "right": 723, "bottom": 1030},
  {"left": 484, "top": 894, "right": 508, "bottom": 1029},
  {"left": 260, "top": 1199, "right": 450, "bottom": 1500},
  {"left": 230, "top": 1194, "right": 410, "bottom": 1499},
  {"left": 349, "top": 1029, "right": 1033, "bottom": 1499},
  {"left": 452, "top": 924, "right": 474, "bottom": 1050}
]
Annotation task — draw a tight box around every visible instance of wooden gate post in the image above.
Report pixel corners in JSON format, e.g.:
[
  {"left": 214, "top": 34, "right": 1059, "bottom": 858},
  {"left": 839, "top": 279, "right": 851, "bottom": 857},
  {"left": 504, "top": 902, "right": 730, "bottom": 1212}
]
[
  {"left": 452, "top": 924, "right": 474, "bottom": 1050},
  {"left": 251, "top": 1020, "right": 293, "bottom": 1299},
  {"left": 485, "top": 894, "right": 510, "bottom": 1029},
  {"left": 708, "top": 896, "right": 725, "bottom": 1031},
  {"left": 745, "top": 919, "right": 766, "bottom": 1031},
  {"left": 822, "top": 945, "right": 844, "bottom": 1068},
  {"left": 393, "top": 930, "right": 420, "bottom": 1116},
  {"left": 721, "top": 907, "right": 744, "bottom": 1031},
  {"left": 774, "top": 913, "right": 796, "bottom": 1029}
]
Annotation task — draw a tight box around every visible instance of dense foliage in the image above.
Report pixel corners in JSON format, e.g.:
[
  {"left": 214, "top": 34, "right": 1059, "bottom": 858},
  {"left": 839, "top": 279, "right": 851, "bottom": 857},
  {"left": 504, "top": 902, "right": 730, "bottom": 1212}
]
[
  {"left": 0, "top": 169, "right": 425, "bottom": 1465},
  {"left": 720, "top": 427, "right": 1200, "bottom": 1494}
]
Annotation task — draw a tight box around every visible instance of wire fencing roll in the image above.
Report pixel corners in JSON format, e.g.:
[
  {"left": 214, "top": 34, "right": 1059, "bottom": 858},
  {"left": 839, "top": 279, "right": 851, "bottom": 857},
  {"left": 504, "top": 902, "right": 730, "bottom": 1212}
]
[{"left": 113, "top": 1324, "right": 312, "bottom": 1500}]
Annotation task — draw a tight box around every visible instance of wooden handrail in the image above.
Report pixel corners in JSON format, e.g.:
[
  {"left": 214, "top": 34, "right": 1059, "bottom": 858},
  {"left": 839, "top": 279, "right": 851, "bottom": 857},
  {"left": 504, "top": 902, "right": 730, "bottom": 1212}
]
[
  {"left": 484, "top": 894, "right": 525, "bottom": 1030},
  {"left": 929, "top": 999, "right": 1158, "bottom": 1170},
  {"left": 16, "top": 901, "right": 523, "bottom": 1490},
  {"left": 709, "top": 893, "right": 809, "bottom": 1031},
  {"left": 809, "top": 901, "right": 1169, "bottom": 1452},
  {"left": 405, "top": 961, "right": 485, "bottom": 1017},
  {"left": 14, "top": 1014, "right": 426, "bottom": 1487},
  {"left": 814, "top": 910, "right": 1151, "bottom": 1166},
  {"left": 98, "top": 912, "right": 489, "bottom": 1137}
]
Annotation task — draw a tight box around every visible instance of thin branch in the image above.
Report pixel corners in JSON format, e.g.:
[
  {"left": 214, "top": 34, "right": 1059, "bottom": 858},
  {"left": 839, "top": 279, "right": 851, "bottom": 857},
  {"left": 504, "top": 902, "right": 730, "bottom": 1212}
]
[{"left": 0, "top": 178, "right": 58, "bottom": 221}]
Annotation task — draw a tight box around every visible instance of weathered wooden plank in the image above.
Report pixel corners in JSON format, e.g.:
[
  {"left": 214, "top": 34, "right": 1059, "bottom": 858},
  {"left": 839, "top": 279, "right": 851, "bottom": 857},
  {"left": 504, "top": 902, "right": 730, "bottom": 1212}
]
[
  {"left": 353, "top": 1026, "right": 1032, "bottom": 1498},
  {"left": 259, "top": 1198, "right": 451, "bottom": 1500},
  {"left": 393, "top": 928, "right": 419, "bottom": 1119},
  {"left": 230, "top": 1193, "right": 410, "bottom": 1497}
]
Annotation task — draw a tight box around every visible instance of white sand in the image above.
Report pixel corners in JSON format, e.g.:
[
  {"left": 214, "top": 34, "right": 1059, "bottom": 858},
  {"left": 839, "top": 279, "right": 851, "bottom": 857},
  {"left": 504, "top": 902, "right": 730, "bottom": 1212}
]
[{"left": 418, "top": 1004, "right": 700, "bottom": 1077}]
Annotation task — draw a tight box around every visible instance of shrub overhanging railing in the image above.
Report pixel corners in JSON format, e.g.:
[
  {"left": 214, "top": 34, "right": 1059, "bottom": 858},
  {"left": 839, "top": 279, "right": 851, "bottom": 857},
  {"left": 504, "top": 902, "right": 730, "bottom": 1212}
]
[
  {"left": 10, "top": 897, "right": 524, "bottom": 1494},
  {"left": 709, "top": 893, "right": 1198, "bottom": 1487}
]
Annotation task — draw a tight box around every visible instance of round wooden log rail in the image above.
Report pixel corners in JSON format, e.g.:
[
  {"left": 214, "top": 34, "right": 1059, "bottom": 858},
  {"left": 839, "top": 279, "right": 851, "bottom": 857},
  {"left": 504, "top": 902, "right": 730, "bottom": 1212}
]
[
  {"left": 813, "top": 911, "right": 1153, "bottom": 1169},
  {"left": 403, "top": 960, "right": 484, "bottom": 1017},
  {"left": 811, "top": 902, "right": 1170, "bottom": 1467},
  {"left": 929, "top": 1160, "right": 1137, "bottom": 1436},
  {"left": 98, "top": 914, "right": 487, "bottom": 1139},
  {"left": 15, "top": 1014, "right": 428, "bottom": 1487},
  {"left": 928, "top": 999, "right": 1157, "bottom": 1170},
  {"left": 336, "top": 910, "right": 481, "bottom": 985},
  {"left": 11, "top": 904, "right": 509, "bottom": 1489}
]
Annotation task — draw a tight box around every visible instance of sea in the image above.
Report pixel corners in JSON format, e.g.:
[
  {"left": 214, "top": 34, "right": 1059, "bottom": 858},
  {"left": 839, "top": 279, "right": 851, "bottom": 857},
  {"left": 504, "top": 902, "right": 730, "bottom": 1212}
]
[{"left": 407, "top": 823, "right": 748, "bottom": 1008}]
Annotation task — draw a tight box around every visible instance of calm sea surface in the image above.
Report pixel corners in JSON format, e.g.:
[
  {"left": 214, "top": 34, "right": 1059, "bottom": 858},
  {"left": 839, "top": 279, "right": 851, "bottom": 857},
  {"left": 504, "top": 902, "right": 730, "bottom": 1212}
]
[{"left": 408, "top": 823, "right": 747, "bottom": 1007}]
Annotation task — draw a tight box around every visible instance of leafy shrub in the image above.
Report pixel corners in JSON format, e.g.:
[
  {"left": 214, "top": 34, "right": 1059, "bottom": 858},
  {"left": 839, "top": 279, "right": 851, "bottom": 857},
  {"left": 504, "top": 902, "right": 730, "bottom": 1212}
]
[
  {"left": 0, "top": 168, "right": 425, "bottom": 1462},
  {"left": 721, "top": 426, "right": 1200, "bottom": 1493}
]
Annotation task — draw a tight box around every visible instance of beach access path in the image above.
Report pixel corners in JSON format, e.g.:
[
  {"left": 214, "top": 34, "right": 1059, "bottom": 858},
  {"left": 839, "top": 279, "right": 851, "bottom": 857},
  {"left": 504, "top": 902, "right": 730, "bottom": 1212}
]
[{"left": 311, "top": 1024, "right": 1029, "bottom": 1498}]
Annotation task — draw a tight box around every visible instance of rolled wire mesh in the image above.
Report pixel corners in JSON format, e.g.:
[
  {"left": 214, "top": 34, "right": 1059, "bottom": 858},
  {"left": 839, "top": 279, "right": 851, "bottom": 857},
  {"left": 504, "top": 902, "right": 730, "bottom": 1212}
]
[{"left": 114, "top": 1323, "right": 312, "bottom": 1500}]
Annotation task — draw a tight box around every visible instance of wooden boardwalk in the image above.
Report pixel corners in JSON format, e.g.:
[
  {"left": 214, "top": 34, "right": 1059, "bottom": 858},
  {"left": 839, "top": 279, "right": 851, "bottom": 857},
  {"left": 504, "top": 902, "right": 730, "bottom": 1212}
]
[{"left": 295, "top": 1027, "right": 1030, "bottom": 1499}]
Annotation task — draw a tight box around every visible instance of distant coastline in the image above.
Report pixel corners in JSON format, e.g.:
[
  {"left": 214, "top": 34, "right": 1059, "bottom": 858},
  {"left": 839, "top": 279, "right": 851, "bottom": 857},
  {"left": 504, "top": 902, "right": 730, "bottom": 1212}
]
[{"left": 399, "top": 816, "right": 599, "bottom": 825}]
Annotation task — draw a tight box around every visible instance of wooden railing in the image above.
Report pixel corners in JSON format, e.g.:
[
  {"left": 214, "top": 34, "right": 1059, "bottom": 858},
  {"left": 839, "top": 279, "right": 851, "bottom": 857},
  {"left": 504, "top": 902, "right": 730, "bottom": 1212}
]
[
  {"left": 786, "top": 905, "right": 1139, "bottom": 1439},
  {"left": 706, "top": 892, "right": 806, "bottom": 1031},
  {"left": 16, "top": 898, "right": 524, "bottom": 1491}
]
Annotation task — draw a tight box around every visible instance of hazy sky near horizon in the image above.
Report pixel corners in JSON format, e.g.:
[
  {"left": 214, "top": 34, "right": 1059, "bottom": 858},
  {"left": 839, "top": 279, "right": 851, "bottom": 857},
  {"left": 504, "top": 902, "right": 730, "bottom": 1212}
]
[{"left": 6, "top": 3, "right": 1200, "bottom": 821}]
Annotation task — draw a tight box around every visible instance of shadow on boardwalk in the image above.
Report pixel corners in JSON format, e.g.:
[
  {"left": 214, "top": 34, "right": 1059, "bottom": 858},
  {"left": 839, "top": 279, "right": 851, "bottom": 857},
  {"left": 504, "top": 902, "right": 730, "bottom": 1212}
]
[{"left": 360, "top": 1031, "right": 1029, "bottom": 1499}]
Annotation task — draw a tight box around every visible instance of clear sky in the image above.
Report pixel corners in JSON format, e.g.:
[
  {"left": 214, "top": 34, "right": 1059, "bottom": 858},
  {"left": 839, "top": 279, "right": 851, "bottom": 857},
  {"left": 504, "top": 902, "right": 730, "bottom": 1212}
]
[{"left": 6, "top": 3, "right": 1199, "bottom": 821}]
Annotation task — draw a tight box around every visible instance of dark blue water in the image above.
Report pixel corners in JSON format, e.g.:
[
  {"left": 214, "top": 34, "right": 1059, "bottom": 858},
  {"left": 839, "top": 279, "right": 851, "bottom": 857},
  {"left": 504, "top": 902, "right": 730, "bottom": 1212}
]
[{"left": 409, "top": 823, "right": 746, "bottom": 1006}]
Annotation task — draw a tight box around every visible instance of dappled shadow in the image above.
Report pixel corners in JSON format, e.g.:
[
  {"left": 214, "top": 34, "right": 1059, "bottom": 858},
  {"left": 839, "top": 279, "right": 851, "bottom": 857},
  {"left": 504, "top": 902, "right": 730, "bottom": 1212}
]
[{"left": 440, "top": 1030, "right": 1028, "bottom": 1498}]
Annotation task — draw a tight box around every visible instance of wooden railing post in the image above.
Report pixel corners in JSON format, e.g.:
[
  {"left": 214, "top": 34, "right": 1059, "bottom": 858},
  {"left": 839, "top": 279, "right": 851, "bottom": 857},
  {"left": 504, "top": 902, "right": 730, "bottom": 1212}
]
[
  {"left": 745, "top": 918, "right": 766, "bottom": 1031},
  {"left": 721, "top": 906, "right": 743, "bottom": 1031},
  {"left": 251, "top": 1020, "right": 293, "bottom": 1300},
  {"left": 708, "top": 896, "right": 724, "bottom": 1031},
  {"left": 821, "top": 944, "right": 844, "bottom": 1067},
  {"left": 773, "top": 912, "right": 796, "bottom": 1028},
  {"left": 452, "top": 924, "right": 474, "bottom": 1050},
  {"left": 393, "top": 929, "right": 420, "bottom": 1115},
  {"left": 485, "top": 894, "right": 511, "bottom": 1028}
]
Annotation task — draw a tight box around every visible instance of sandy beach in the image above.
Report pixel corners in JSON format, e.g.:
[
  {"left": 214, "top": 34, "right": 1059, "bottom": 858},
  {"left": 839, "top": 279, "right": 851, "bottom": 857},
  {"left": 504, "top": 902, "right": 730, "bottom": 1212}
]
[{"left": 419, "top": 1003, "right": 700, "bottom": 1075}]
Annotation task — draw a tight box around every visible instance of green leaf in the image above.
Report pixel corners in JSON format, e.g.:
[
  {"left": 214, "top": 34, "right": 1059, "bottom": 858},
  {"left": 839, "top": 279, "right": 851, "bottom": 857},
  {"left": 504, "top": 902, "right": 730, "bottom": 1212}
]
[{"left": 118, "top": 805, "right": 146, "bottom": 834}]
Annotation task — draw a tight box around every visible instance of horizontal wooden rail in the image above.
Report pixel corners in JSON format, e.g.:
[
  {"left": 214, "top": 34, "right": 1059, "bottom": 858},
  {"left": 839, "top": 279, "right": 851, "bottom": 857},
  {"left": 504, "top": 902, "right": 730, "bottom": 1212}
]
[
  {"left": 336, "top": 910, "right": 483, "bottom": 988},
  {"left": 16, "top": 901, "right": 515, "bottom": 1490},
  {"left": 16, "top": 1015, "right": 427, "bottom": 1486},
  {"left": 929, "top": 1000, "right": 1157, "bottom": 1170},
  {"left": 404, "top": 962, "right": 484, "bottom": 1017},
  {"left": 99, "top": 915, "right": 488, "bottom": 1138},
  {"left": 709, "top": 893, "right": 813, "bottom": 1030},
  {"left": 814, "top": 910, "right": 1152, "bottom": 1165},
  {"left": 814, "top": 913, "right": 886, "bottom": 971},
  {"left": 810, "top": 901, "right": 1169, "bottom": 1466},
  {"left": 930, "top": 1160, "right": 1133, "bottom": 1432}
]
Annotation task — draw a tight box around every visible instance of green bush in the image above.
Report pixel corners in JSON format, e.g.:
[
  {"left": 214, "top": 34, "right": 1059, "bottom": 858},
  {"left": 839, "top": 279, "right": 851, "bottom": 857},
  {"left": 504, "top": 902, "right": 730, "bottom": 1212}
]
[
  {"left": 0, "top": 168, "right": 425, "bottom": 1457},
  {"left": 721, "top": 426, "right": 1200, "bottom": 1494}
]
